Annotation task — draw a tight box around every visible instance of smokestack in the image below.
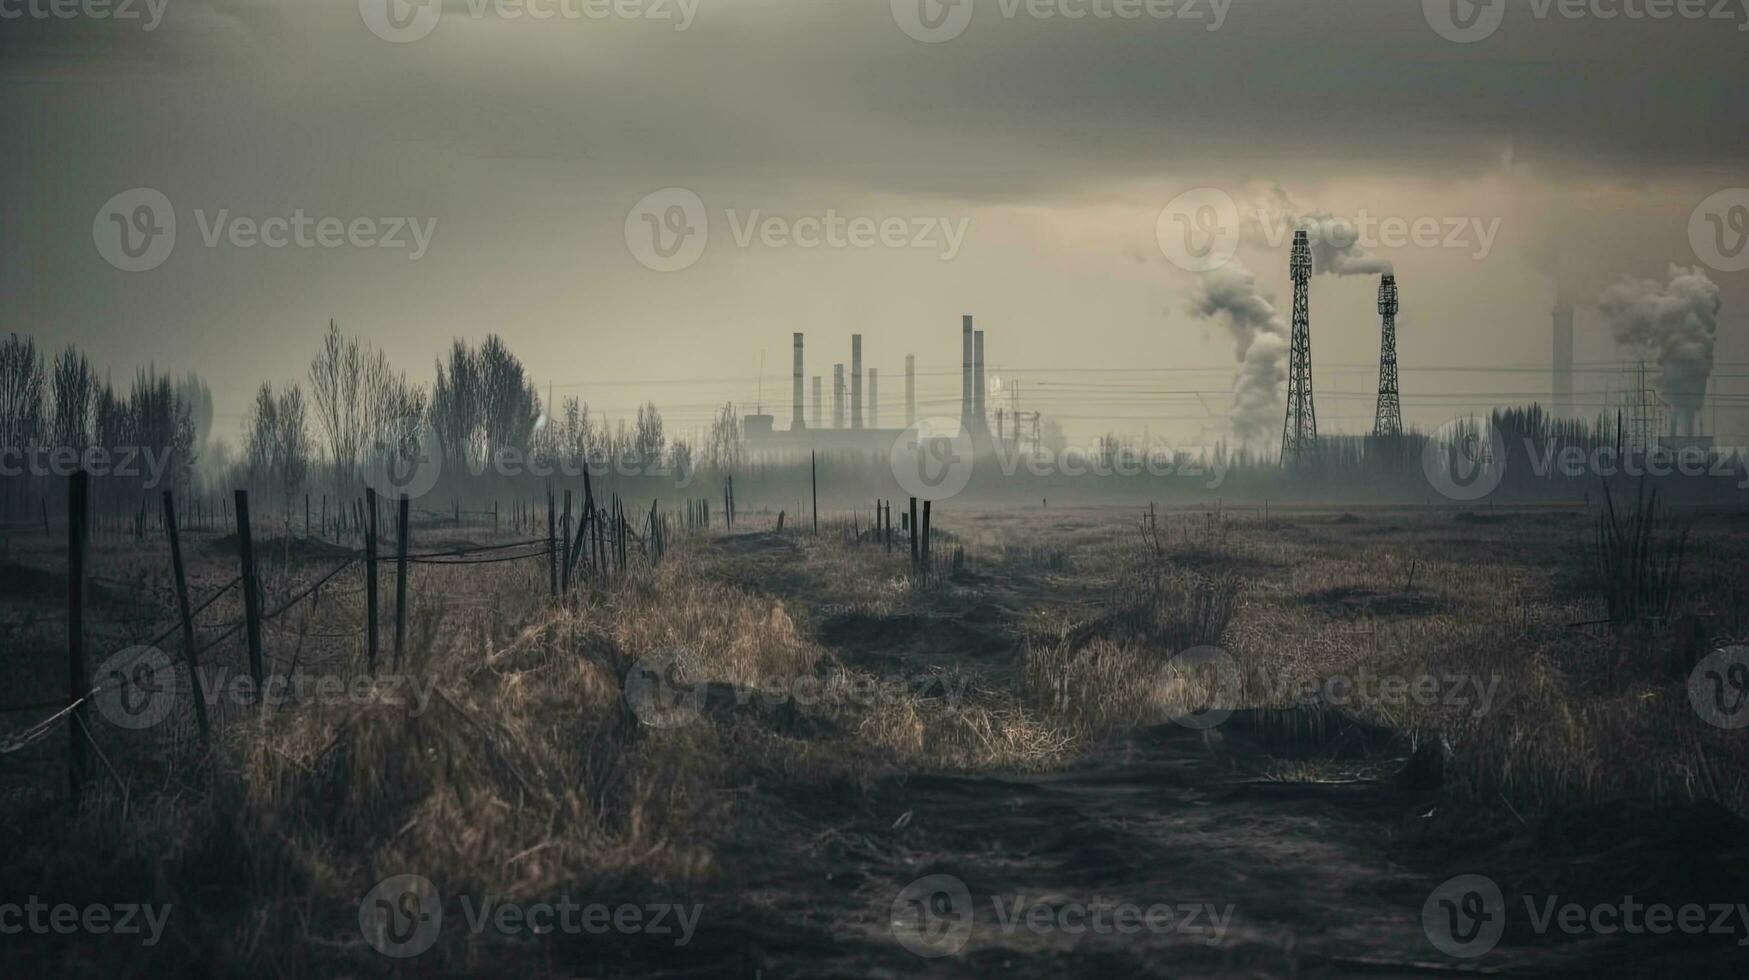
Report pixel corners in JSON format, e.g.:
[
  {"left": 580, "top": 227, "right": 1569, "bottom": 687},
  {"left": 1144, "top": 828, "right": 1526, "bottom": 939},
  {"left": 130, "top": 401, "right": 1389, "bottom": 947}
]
[
  {"left": 811, "top": 375, "right": 822, "bottom": 429},
  {"left": 1553, "top": 290, "right": 1574, "bottom": 420},
  {"left": 973, "top": 329, "right": 986, "bottom": 435},
  {"left": 962, "top": 315, "right": 973, "bottom": 427},
  {"left": 905, "top": 355, "right": 916, "bottom": 427},
  {"left": 869, "top": 369, "right": 879, "bottom": 428},
  {"left": 851, "top": 334, "right": 863, "bottom": 429},
  {"left": 833, "top": 364, "right": 845, "bottom": 429},
  {"left": 792, "top": 332, "right": 805, "bottom": 431}
]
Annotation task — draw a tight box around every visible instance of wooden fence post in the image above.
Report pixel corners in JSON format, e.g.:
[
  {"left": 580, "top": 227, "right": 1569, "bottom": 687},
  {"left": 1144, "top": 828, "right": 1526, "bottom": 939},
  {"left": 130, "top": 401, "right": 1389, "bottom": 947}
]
[
  {"left": 811, "top": 452, "right": 818, "bottom": 534},
  {"left": 67, "top": 471, "right": 89, "bottom": 803},
  {"left": 365, "top": 488, "right": 380, "bottom": 673},
  {"left": 910, "top": 497, "right": 919, "bottom": 570},
  {"left": 546, "top": 489, "right": 558, "bottom": 598},
  {"left": 921, "top": 500, "right": 931, "bottom": 569},
  {"left": 395, "top": 494, "right": 409, "bottom": 670},
  {"left": 233, "top": 490, "right": 267, "bottom": 703},
  {"left": 561, "top": 490, "right": 573, "bottom": 593},
  {"left": 163, "top": 491, "right": 210, "bottom": 745}
]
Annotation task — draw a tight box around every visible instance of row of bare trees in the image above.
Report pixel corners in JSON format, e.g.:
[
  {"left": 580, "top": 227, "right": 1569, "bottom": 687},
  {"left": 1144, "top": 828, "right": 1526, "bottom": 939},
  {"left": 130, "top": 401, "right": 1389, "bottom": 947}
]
[
  {"left": 1, "top": 334, "right": 211, "bottom": 512},
  {"left": 2, "top": 324, "right": 752, "bottom": 515}
]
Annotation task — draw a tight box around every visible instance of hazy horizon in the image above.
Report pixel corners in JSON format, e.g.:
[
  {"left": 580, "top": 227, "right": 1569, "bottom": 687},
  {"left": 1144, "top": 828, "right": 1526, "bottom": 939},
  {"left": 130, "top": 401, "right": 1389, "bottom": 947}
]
[{"left": 5, "top": 0, "right": 1746, "bottom": 449}]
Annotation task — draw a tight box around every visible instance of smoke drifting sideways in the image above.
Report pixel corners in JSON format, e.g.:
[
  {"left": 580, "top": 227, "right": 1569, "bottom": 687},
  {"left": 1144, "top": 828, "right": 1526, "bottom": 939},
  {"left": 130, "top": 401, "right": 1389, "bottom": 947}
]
[
  {"left": 1251, "top": 189, "right": 1395, "bottom": 277},
  {"left": 1192, "top": 262, "right": 1290, "bottom": 449},
  {"left": 1597, "top": 265, "right": 1720, "bottom": 436}
]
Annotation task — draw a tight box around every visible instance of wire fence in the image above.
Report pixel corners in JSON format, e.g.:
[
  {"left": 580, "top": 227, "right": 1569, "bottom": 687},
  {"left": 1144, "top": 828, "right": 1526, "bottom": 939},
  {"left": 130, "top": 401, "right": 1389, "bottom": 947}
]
[{"left": 0, "top": 490, "right": 570, "bottom": 774}]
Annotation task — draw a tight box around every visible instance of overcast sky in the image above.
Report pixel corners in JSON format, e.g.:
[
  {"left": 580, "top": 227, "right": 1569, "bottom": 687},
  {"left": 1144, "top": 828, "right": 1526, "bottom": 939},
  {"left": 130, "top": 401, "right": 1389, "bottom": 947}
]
[{"left": 4, "top": 0, "right": 1745, "bottom": 447}]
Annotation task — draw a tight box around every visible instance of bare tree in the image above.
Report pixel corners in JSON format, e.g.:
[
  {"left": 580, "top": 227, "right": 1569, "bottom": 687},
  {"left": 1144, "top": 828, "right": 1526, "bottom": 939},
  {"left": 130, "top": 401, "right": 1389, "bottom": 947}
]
[
  {"left": 175, "top": 371, "right": 214, "bottom": 454},
  {"left": 0, "top": 334, "right": 44, "bottom": 451},
  {"left": 705, "top": 402, "right": 742, "bottom": 473},
  {"left": 308, "top": 320, "right": 366, "bottom": 482},
  {"left": 634, "top": 401, "right": 665, "bottom": 470},
  {"left": 50, "top": 346, "right": 97, "bottom": 454},
  {"left": 244, "top": 382, "right": 310, "bottom": 494}
]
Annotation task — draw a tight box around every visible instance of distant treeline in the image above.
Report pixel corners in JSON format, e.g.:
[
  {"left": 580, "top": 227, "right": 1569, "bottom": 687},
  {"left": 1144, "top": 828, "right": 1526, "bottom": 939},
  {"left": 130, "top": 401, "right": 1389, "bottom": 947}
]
[{"left": 3, "top": 328, "right": 1745, "bottom": 521}]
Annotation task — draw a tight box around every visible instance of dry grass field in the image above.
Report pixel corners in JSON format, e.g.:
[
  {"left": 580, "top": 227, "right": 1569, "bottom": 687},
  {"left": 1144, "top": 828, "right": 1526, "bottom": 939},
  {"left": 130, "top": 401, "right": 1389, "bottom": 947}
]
[{"left": 3, "top": 497, "right": 1748, "bottom": 976}]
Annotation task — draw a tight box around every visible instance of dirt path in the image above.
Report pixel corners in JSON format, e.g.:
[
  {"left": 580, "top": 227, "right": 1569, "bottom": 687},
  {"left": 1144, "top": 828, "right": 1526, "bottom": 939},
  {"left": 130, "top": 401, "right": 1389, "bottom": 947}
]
[{"left": 670, "top": 533, "right": 1749, "bottom": 978}]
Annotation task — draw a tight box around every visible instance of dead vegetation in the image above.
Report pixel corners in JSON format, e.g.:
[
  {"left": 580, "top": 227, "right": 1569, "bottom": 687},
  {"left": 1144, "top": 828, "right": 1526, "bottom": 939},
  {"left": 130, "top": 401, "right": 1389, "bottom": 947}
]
[{"left": 3, "top": 498, "right": 1747, "bottom": 975}]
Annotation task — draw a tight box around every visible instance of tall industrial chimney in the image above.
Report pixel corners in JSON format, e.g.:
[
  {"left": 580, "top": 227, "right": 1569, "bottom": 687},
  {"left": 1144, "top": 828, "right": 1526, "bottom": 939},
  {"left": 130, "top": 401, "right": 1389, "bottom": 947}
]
[
  {"left": 962, "top": 315, "right": 974, "bottom": 427},
  {"left": 973, "top": 329, "right": 986, "bottom": 436},
  {"left": 905, "top": 355, "right": 916, "bottom": 427},
  {"left": 1552, "top": 289, "right": 1574, "bottom": 420},
  {"left": 812, "top": 376, "right": 822, "bottom": 429},
  {"left": 869, "top": 369, "right": 879, "bottom": 428},
  {"left": 792, "top": 332, "right": 805, "bottom": 431},
  {"left": 833, "top": 364, "right": 845, "bottom": 429},
  {"left": 851, "top": 335, "right": 863, "bottom": 430}
]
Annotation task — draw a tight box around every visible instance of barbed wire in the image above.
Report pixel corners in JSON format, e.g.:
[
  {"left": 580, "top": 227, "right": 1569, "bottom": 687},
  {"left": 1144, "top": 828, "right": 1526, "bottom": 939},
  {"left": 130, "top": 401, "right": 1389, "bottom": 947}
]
[{"left": 0, "top": 531, "right": 570, "bottom": 753}]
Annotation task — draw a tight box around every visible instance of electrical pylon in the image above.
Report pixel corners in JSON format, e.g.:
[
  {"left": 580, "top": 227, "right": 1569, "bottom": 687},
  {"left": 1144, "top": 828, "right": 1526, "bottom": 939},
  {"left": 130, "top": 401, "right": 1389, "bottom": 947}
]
[
  {"left": 1281, "top": 230, "right": 1318, "bottom": 465},
  {"left": 1372, "top": 274, "right": 1403, "bottom": 437}
]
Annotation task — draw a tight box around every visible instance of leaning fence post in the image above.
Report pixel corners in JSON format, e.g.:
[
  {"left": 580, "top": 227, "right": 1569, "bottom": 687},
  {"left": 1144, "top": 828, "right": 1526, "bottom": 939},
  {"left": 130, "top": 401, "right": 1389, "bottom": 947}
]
[
  {"left": 395, "top": 494, "right": 409, "bottom": 670},
  {"left": 365, "top": 488, "right": 380, "bottom": 673},
  {"left": 234, "top": 490, "right": 266, "bottom": 703},
  {"left": 67, "top": 471, "right": 89, "bottom": 803},
  {"left": 163, "top": 491, "right": 210, "bottom": 745}
]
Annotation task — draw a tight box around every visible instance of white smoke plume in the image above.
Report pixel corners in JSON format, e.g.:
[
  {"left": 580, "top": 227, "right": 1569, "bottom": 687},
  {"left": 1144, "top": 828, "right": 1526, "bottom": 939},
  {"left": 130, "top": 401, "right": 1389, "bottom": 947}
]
[
  {"left": 1192, "top": 260, "right": 1290, "bottom": 448},
  {"left": 1598, "top": 265, "right": 1720, "bottom": 435},
  {"left": 1253, "top": 187, "right": 1395, "bottom": 277}
]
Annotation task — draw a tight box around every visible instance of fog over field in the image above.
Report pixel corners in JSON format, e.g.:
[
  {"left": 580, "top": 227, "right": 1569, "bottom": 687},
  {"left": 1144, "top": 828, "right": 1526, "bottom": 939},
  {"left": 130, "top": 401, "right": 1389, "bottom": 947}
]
[{"left": 3, "top": 2, "right": 1748, "bottom": 978}]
